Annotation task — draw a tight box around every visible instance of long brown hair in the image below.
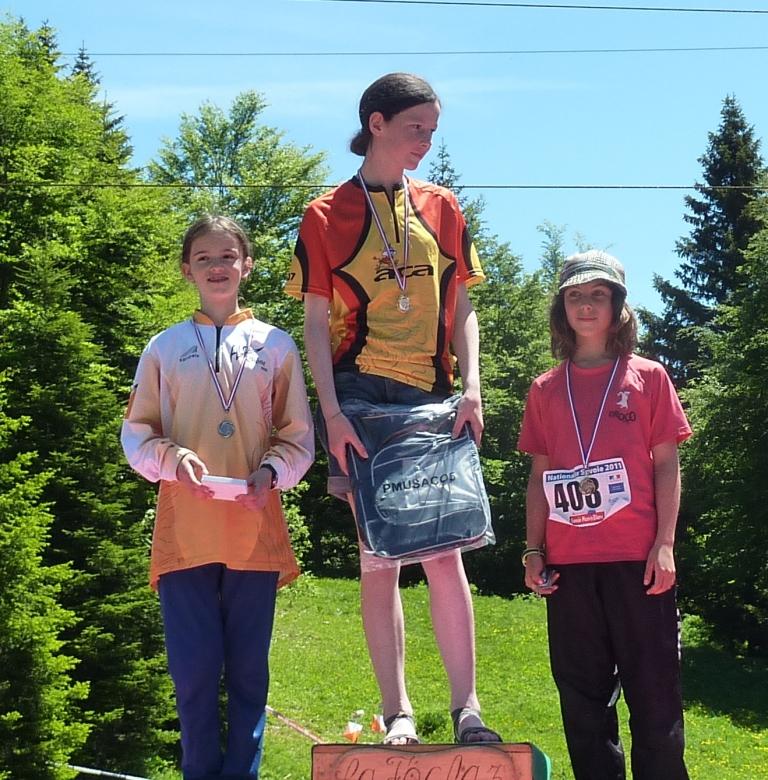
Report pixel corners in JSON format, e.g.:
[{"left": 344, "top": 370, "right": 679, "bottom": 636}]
[{"left": 549, "top": 284, "right": 638, "bottom": 360}]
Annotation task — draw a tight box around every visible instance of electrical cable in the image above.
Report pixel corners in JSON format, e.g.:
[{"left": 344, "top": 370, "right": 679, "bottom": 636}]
[
  {"left": 323, "top": 0, "right": 768, "bottom": 14},
  {"left": 1, "top": 181, "right": 765, "bottom": 191},
  {"left": 46, "top": 45, "right": 768, "bottom": 57}
]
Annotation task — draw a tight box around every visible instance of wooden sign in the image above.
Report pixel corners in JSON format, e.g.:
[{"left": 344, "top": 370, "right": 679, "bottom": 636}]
[{"left": 312, "top": 742, "right": 551, "bottom": 780}]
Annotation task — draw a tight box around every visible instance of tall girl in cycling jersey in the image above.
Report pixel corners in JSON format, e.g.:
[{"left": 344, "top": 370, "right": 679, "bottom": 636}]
[{"left": 286, "top": 72, "right": 501, "bottom": 746}]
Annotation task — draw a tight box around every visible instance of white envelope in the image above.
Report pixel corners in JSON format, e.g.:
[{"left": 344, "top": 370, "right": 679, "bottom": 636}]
[{"left": 201, "top": 475, "right": 249, "bottom": 501}]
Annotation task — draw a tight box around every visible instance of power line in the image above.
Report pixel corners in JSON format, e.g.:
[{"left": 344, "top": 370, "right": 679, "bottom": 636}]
[
  {"left": 1, "top": 181, "right": 765, "bottom": 192},
  {"left": 324, "top": 0, "right": 768, "bottom": 12},
  {"left": 46, "top": 45, "right": 768, "bottom": 57}
]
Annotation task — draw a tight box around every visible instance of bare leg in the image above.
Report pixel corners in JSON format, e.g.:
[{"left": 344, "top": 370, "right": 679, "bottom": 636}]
[
  {"left": 352, "top": 494, "right": 414, "bottom": 743},
  {"left": 422, "top": 550, "right": 480, "bottom": 712},
  {"left": 422, "top": 550, "right": 501, "bottom": 742},
  {"left": 360, "top": 565, "right": 409, "bottom": 713}
]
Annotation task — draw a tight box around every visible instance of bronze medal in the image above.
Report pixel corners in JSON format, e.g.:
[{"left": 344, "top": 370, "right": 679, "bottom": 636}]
[{"left": 566, "top": 358, "right": 621, "bottom": 497}]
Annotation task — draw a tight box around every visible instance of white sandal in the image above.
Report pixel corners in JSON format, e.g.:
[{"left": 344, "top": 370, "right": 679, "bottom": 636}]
[{"left": 383, "top": 712, "right": 420, "bottom": 745}]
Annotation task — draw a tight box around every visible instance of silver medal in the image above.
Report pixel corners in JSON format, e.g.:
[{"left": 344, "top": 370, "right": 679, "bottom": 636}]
[
  {"left": 218, "top": 419, "right": 236, "bottom": 438},
  {"left": 398, "top": 294, "right": 411, "bottom": 312}
]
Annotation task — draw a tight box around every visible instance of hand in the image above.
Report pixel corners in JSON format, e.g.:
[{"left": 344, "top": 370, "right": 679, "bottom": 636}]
[
  {"left": 524, "top": 556, "right": 559, "bottom": 596},
  {"left": 644, "top": 542, "right": 677, "bottom": 595},
  {"left": 176, "top": 453, "right": 213, "bottom": 499},
  {"left": 452, "top": 390, "right": 484, "bottom": 445},
  {"left": 326, "top": 411, "right": 368, "bottom": 475},
  {"left": 235, "top": 467, "right": 274, "bottom": 512}
]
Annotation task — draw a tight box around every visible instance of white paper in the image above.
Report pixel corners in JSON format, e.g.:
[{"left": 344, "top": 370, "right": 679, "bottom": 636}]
[{"left": 201, "top": 475, "right": 249, "bottom": 501}]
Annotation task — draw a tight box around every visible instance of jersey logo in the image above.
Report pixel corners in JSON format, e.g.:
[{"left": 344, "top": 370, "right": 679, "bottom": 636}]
[
  {"left": 616, "top": 390, "right": 631, "bottom": 409},
  {"left": 179, "top": 345, "right": 199, "bottom": 363},
  {"left": 374, "top": 251, "right": 395, "bottom": 274},
  {"left": 373, "top": 264, "right": 435, "bottom": 283}
]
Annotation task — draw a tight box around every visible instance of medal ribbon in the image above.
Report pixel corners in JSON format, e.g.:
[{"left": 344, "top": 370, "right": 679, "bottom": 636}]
[
  {"left": 565, "top": 357, "right": 620, "bottom": 471},
  {"left": 192, "top": 319, "right": 254, "bottom": 414},
  {"left": 357, "top": 169, "right": 410, "bottom": 297}
]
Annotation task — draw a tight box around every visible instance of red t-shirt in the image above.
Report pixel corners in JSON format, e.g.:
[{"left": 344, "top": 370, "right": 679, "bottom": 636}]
[{"left": 518, "top": 354, "right": 692, "bottom": 565}]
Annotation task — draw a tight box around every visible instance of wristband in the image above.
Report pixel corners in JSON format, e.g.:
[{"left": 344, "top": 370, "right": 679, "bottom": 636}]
[
  {"left": 261, "top": 463, "right": 278, "bottom": 490},
  {"left": 521, "top": 547, "right": 545, "bottom": 567}
]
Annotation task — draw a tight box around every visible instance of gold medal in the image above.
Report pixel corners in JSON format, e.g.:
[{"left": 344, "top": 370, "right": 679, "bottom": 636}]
[
  {"left": 579, "top": 477, "right": 598, "bottom": 495},
  {"left": 218, "top": 419, "right": 236, "bottom": 438}
]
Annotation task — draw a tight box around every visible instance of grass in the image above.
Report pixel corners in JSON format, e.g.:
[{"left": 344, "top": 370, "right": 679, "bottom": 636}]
[{"left": 154, "top": 576, "right": 768, "bottom": 780}]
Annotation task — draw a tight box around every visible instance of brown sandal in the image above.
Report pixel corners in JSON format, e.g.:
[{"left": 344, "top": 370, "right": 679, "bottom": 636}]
[{"left": 451, "top": 707, "right": 503, "bottom": 744}]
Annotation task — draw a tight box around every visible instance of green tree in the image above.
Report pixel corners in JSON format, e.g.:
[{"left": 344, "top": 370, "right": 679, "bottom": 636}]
[
  {"left": 428, "top": 138, "right": 487, "bottom": 242},
  {"left": 0, "top": 19, "right": 184, "bottom": 368},
  {"left": 537, "top": 220, "right": 567, "bottom": 290},
  {"left": 428, "top": 143, "right": 553, "bottom": 594},
  {"left": 678, "top": 193, "right": 768, "bottom": 652},
  {"left": 0, "top": 383, "right": 88, "bottom": 780},
  {"left": 69, "top": 44, "right": 99, "bottom": 83},
  {"left": 0, "top": 19, "right": 181, "bottom": 773},
  {"left": 639, "top": 96, "right": 764, "bottom": 385},
  {"left": 0, "top": 299, "right": 177, "bottom": 775},
  {"left": 148, "top": 91, "right": 327, "bottom": 335}
]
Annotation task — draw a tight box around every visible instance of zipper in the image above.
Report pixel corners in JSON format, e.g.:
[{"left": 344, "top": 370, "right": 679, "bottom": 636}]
[
  {"left": 387, "top": 191, "right": 401, "bottom": 244},
  {"left": 215, "top": 326, "right": 222, "bottom": 373}
]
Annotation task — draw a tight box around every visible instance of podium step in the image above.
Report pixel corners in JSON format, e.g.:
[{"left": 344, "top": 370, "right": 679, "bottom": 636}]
[{"left": 312, "top": 742, "right": 551, "bottom": 779}]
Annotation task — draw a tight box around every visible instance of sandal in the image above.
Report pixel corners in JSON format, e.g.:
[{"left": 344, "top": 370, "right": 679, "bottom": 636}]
[
  {"left": 383, "top": 711, "right": 420, "bottom": 745},
  {"left": 451, "top": 707, "right": 503, "bottom": 744}
]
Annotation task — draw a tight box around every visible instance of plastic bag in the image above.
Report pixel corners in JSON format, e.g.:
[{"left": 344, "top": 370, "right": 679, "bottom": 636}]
[{"left": 343, "top": 395, "right": 495, "bottom": 560}]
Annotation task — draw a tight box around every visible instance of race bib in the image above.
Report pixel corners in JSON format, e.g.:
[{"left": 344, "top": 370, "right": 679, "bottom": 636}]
[{"left": 542, "top": 457, "right": 631, "bottom": 527}]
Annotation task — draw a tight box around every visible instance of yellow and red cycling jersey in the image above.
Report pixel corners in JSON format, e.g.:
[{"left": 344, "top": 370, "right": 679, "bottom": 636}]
[{"left": 286, "top": 176, "right": 484, "bottom": 394}]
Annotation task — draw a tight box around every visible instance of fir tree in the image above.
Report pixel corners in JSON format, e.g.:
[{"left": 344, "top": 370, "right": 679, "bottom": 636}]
[
  {"left": 678, "top": 195, "right": 768, "bottom": 652},
  {"left": 428, "top": 143, "right": 552, "bottom": 594},
  {"left": 0, "top": 381, "right": 88, "bottom": 779},
  {"left": 0, "top": 19, "right": 181, "bottom": 773},
  {"left": 69, "top": 43, "right": 99, "bottom": 83},
  {"left": 35, "top": 20, "right": 59, "bottom": 68},
  {"left": 428, "top": 138, "right": 486, "bottom": 245},
  {"left": 639, "top": 96, "right": 765, "bottom": 385}
]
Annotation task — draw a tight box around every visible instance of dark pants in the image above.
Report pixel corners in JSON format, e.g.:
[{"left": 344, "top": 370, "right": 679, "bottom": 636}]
[
  {"left": 159, "top": 565, "right": 279, "bottom": 780},
  {"left": 546, "top": 562, "right": 689, "bottom": 780}
]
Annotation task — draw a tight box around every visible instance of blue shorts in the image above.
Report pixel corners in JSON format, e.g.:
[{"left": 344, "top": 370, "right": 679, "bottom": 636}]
[{"left": 316, "top": 371, "right": 449, "bottom": 500}]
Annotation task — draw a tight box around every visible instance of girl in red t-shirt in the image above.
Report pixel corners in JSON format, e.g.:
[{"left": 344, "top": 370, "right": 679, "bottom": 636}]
[{"left": 518, "top": 250, "right": 690, "bottom": 780}]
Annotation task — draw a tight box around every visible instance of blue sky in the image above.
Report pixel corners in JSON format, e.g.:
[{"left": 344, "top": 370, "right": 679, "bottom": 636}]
[{"left": 6, "top": 0, "right": 768, "bottom": 312}]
